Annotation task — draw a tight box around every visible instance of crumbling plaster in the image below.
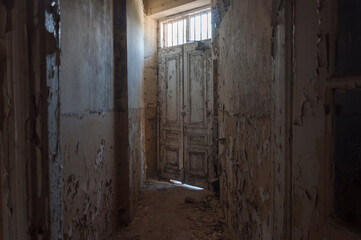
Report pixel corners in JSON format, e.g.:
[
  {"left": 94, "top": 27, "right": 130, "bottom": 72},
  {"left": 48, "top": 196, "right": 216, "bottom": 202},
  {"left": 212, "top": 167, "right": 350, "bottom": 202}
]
[
  {"left": 212, "top": 0, "right": 294, "bottom": 239},
  {"left": 127, "top": 0, "right": 146, "bottom": 218},
  {"left": 60, "top": 0, "right": 118, "bottom": 238},
  {"left": 0, "top": 0, "right": 58, "bottom": 239},
  {"left": 212, "top": 0, "right": 274, "bottom": 239},
  {"left": 143, "top": 13, "right": 158, "bottom": 178},
  {"left": 292, "top": 0, "right": 361, "bottom": 239},
  {"left": 213, "top": 0, "right": 361, "bottom": 239}
]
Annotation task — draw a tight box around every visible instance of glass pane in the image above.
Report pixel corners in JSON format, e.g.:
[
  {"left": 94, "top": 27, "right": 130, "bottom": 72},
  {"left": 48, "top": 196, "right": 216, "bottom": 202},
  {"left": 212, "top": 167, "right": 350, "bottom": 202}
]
[
  {"left": 201, "top": 13, "right": 207, "bottom": 40},
  {"left": 160, "top": 23, "right": 164, "bottom": 48},
  {"left": 178, "top": 20, "right": 183, "bottom": 45},
  {"left": 167, "top": 23, "right": 172, "bottom": 47},
  {"left": 173, "top": 21, "right": 178, "bottom": 46},
  {"left": 195, "top": 14, "right": 201, "bottom": 41},
  {"left": 160, "top": 8, "right": 212, "bottom": 47},
  {"left": 190, "top": 16, "right": 195, "bottom": 41},
  {"left": 183, "top": 19, "right": 187, "bottom": 43},
  {"left": 208, "top": 12, "right": 212, "bottom": 39}
]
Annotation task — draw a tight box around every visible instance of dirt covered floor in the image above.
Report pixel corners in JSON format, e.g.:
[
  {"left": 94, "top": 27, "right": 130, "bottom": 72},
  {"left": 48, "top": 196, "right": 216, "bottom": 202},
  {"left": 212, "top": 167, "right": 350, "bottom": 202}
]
[{"left": 113, "top": 179, "right": 231, "bottom": 240}]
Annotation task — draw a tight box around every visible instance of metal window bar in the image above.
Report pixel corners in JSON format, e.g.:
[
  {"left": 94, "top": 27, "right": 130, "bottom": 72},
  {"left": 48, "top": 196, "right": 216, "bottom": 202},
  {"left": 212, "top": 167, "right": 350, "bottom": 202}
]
[{"left": 160, "top": 8, "right": 211, "bottom": 48}]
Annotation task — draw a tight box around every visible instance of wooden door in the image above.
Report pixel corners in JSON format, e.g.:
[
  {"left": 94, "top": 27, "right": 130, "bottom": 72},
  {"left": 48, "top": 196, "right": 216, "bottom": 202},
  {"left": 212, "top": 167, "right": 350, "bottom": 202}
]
[
  {"left": 158, "top": 46, "right": 184, "bottom": 182},
  {"left": 183, "top": 41, "right": 212, "bottom": 188},
  {"left": 158, "top": 41, "right": 212, "bottom": 188}
]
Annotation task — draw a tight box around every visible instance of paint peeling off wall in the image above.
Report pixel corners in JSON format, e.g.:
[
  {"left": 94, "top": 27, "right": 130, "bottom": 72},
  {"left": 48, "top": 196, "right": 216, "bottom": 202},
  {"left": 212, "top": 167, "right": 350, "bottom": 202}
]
[
  {"left": 143, "top": 14, "right": 159, "bottom": 178},
  {"left": 47, "top": 52, "right": 63, "bottom": 240},
  {"left": 45, "top": 3, "right": 63, "bottom": 239},
  {"left": 292, "top": 0, "right": 329, "bottom": 238},
  {"left": 61, "top": 115, "right": 115, "bottom": 239},
  {"left": 0, "top": 0, "right": 55, "bottom": 239},
  {"left": 212, "top": 0, "right": 275, "bottom": 239},
  {"left": 60, "top": 0, "right": 117, "bottom": 238},
  {"left": 292, "top": 0, "right": 361, "bottom": 239},
  {"left": 127, "top": 0, "right": 146, "bottom": 218}
]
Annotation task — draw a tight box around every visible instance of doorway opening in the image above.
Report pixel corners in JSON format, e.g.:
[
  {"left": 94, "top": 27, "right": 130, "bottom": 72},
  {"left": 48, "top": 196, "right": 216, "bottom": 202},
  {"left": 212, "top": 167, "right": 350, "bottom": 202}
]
[{"left": 156, "top": 5, "right": 215, "bottom": 190}]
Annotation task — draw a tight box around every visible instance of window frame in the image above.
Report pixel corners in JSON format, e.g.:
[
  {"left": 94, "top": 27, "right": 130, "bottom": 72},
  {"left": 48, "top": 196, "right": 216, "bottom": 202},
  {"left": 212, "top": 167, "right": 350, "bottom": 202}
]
[
  {"left": 159, "top": 6, "right": 212, "bottom": 48},
  {"left": 322, "top": 1, "right": 361, "bottom": 238}
]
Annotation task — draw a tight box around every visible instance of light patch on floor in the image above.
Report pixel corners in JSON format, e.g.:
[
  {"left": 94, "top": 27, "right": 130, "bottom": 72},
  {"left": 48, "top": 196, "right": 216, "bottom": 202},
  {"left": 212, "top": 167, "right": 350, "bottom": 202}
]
[
  {"left": 113, "top": 179, "right": 231, "bottom": 240},
  {"left": 169, "top": 179, "right": 205, "bottom": 191}
]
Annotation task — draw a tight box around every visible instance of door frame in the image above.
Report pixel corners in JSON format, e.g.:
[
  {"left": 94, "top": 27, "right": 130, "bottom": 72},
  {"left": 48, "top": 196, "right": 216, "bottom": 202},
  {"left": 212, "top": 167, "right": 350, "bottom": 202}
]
[{"left": 157, "top": 40, "right": 215, "bottom": 188}]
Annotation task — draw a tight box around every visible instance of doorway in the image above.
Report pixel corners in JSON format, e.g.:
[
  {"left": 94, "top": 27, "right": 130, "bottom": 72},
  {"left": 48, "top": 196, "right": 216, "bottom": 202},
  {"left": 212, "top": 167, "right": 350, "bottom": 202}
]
[{"left": 158, "top": 40, "right": 212, "bottom": 188}]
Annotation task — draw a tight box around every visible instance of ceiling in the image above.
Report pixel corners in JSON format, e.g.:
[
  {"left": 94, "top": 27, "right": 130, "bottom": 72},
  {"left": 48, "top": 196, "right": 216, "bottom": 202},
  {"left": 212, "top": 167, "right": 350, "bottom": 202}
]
[{"left": 143, "top": 0, "right": 211, "bottom": 19}]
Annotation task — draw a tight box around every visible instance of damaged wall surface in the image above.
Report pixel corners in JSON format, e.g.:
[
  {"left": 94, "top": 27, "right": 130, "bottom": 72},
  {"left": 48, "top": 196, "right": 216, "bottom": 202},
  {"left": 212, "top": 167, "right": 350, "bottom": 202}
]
[
  {"left": 127, "top": 0, "right": 146, "bottom": 218},
  {"left": 4, "top": 0, "right": 361, "bottom": 239},
  {"left": 0, "top": 0, "right": 58, "bottom": 239},
  {"left": 292, "top": 0, "right": 361, "bottom": 239},
  {"left": 60, "top": 0, "right": 117, "bottom": 238},
  {"left": 212, "top": 0, "right": 275, "bottom": 239},
  {"left": 143, "top": 13, "right": 158, "bottom": 179},
  {"left": 213, "top": 0, "right": 361, "bottom": 239}
]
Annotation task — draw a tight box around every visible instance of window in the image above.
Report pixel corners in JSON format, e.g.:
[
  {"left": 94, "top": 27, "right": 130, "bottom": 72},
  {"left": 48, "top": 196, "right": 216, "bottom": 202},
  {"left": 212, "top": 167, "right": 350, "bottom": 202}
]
[
  {"left": 334, "top": 89, "right": 361, "bottom": 230},
  {"left": 335, "top": 0, "right": 361, "bottom": 76},
  {"left": 160, "top": 7, "right": 212, "bottom": 48}
]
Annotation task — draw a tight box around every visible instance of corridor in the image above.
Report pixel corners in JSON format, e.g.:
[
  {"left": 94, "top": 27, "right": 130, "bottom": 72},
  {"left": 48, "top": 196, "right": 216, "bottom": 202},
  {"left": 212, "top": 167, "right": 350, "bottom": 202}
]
[
  {"left": 1, "top": 0, "right": 361, "bottom": 239},
  {"left": 115, "top": 180, "right": 231, "bottom": 240}
]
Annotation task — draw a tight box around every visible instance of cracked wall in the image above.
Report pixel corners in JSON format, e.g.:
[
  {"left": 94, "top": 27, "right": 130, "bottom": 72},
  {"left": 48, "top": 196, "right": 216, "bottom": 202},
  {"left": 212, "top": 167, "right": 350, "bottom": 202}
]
[
  {"left": 45, "top": 1, "right": 63, "bottom": 239},
  {"left": 292, "top": 0, "right": 361, "bottom": 239},
  {"left": 60, "top": 0, "right": 118, "bottom": 238},
  {"left": 212, "top": 0, "right": 275, "bottom": 239},
  {"left": 127, "top": 0, "right": 146, "bottom": 218},
  {"left": 0, "top": 0, "right": 56, "bottom": 239},
  {"left": 213, "top": 0, "right": 361, "bottom": 238},
  {"left": 60, "top": 1, "right": 147, "bottom": 236},
  {"left": 143, "top": 13, "right": 158, "bottom": 179}
]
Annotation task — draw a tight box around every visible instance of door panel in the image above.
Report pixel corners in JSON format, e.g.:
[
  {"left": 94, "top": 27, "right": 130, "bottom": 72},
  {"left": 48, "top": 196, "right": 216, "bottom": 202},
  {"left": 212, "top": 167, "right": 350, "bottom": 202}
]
[
  {"left": 158, "top": 46, "right": 184, "bottom": 181},
  {"left": 183, "top": 41, "right": 212, "bottom": 188},
  {"left": 158, "top": 41, "right": 212, "bottom": 188},
  {"left": 165, "top": 57, "right": 180, "bottom": 123},
  {"left": 189, "top": 53, "right": 206, "bottom": 124}
]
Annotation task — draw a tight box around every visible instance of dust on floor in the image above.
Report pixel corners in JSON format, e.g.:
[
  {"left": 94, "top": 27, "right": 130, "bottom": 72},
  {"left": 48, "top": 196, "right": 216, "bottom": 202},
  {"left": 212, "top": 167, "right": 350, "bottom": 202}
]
[{"left": 113, "top": 179, "right": 231, "bottom": 240}]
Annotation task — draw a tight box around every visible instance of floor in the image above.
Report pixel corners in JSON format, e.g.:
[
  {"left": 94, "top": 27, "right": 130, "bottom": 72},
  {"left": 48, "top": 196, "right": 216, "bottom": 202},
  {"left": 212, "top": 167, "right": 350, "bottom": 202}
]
[{"left": 114, "top": 179, "right": 231, "bottom": 240}]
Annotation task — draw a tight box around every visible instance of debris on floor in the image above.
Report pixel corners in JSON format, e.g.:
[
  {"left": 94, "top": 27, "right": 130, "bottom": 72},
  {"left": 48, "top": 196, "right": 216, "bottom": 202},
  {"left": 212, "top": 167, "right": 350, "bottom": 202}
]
[
  {"left": 113, "top": 179, "right": 231, "bottom": 240},
  {"left": 184, "top": 197, "right": 195, "bottom": 204}
]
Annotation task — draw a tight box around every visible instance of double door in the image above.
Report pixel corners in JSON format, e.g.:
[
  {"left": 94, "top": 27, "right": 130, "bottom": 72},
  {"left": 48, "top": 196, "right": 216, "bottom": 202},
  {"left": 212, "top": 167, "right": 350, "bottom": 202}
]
[{"left": 158, "top": 40, "right": 212, "bottom": 188}]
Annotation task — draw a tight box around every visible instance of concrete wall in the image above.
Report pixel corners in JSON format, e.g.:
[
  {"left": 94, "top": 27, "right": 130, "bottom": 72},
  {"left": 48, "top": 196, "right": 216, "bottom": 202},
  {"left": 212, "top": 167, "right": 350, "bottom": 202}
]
[{"left": 61, "top": 0, "right": 118, "bottom": 238}]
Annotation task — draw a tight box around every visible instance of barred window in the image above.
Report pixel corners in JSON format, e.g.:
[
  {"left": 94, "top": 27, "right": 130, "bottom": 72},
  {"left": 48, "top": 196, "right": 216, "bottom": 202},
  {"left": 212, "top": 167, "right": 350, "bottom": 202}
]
[{"left": 160, "top": 7, "right": 212, "bottom": 48}]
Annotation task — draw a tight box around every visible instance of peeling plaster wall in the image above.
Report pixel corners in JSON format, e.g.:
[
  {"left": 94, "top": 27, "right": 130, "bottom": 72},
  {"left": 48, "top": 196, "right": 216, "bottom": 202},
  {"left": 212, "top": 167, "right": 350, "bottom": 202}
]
[
  {"left": 60, "top": 0, "right": 117, "bottom": 238},
  {"left": 292, "top": 2, "right": 325, "bottom": 238},
  {"left": 212, "top": 0, "right": 275, "bottom": 239},
  {"left": 0, "top": 0, "right": 55, "bottom": 239},
  {"left": 45, "top": 1, "right": 63, "bottom": 239},
  {"left": 143, "top": 14, "right": 158, "bottom": 179},
  {"left": 126, "top": 0, "right": 146, "bottom": 217},
  {"left": 292, "top": 1, "right": 361, "bottom": 239}
]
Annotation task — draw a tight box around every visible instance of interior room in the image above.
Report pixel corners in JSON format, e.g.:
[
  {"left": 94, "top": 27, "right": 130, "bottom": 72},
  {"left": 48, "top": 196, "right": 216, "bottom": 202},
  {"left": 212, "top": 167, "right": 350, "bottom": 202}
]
[{"left": 0, "top": 0, "right": 361, "bottom": 239}]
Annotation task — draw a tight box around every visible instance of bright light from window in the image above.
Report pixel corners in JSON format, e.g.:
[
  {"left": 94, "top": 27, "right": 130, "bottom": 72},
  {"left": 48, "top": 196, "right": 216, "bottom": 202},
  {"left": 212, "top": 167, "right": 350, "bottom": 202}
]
[{"left": 160, "top": 7, "right": 212, "bottom": 48}]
